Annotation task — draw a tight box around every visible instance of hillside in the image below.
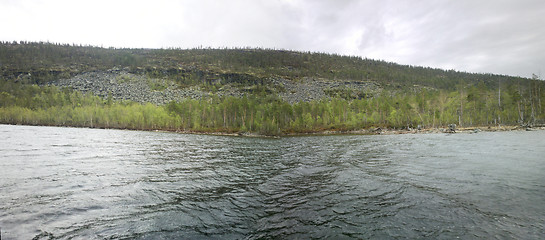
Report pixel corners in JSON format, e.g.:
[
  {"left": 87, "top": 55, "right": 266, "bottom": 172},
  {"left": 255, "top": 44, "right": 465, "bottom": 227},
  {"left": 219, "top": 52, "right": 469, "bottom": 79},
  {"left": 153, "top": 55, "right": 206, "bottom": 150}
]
[
  {"left": 1, "top": 41, "right": 544, "bottom": 135},
  {"left": 1, "top": 41, "right": 533, "bottom": 87}
]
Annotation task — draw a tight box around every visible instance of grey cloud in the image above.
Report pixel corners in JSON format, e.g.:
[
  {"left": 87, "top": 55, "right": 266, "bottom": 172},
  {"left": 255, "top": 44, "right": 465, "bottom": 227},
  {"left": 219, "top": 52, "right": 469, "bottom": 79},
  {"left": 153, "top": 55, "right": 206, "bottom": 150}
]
[{"left": 412, "top": 1, "right": 545, "bottom": 76}]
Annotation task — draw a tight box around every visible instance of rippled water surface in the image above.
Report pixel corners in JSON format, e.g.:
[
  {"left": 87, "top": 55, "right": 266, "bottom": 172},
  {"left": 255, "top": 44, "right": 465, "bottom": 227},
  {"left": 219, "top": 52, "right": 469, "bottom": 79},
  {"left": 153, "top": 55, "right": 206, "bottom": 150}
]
[{"left": 1, "top": 124, "right": 544, "bottom": 239}]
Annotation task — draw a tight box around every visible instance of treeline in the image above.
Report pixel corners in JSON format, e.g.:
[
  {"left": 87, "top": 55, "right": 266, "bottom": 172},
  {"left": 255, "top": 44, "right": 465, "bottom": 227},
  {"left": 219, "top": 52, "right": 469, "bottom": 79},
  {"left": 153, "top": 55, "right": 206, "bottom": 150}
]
[
  {"left": 0, "top": 41, "right": 531, "bottom": 90},
  {"left": 1, "top": 82, "right": 543, "bottom": 135}
]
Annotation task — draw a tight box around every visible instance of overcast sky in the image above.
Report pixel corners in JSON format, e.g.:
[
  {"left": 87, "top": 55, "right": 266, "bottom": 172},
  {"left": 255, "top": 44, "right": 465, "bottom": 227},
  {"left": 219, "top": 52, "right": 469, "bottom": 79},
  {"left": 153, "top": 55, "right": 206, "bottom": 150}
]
[{"left": 1, "top": 0, "right": 544, "bottom": 78}]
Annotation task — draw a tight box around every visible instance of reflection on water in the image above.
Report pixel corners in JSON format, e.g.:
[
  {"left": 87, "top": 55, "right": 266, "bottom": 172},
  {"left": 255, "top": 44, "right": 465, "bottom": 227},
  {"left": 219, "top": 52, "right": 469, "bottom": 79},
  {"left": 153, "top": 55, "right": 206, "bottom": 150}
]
[{"left": 1, "top": 125, "right": 544, "bottom": 239}]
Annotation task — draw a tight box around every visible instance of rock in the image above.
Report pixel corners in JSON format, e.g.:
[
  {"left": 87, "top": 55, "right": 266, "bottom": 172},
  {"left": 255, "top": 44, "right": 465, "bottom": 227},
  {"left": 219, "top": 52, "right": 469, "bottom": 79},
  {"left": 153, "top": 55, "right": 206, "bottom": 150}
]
[{"left": 446, "top": 124, "right": 456, "bottom": 133}]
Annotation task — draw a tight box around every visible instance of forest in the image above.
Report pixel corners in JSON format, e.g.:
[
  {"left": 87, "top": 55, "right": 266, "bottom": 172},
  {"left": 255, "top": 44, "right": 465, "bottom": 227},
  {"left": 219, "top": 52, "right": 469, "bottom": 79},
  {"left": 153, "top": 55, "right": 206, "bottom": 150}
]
[{"left": 1, "top": 41, "right": 544, "bottom": 135}]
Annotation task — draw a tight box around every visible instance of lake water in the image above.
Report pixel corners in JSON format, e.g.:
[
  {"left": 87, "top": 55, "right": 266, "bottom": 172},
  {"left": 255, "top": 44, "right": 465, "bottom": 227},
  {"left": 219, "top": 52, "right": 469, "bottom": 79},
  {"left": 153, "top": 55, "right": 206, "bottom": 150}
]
[{"left": 0, "top": 124, "right": 544, "bottom": 239}]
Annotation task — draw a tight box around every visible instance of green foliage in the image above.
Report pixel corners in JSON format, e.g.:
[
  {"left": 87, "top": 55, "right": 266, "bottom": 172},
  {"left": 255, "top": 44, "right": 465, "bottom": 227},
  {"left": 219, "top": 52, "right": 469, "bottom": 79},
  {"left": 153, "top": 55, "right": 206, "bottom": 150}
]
[
  {"left": 116, "top": 74, "right": 134, "bottom": 83},
  {"left": 324, "top": 87, "right": 369, "bottom": 100},
  {"left": 2, "top": 78, "right": 543, "bottom": 135},
  {"left": 146, "top": 78, "right": 168, "bottom": 91}
]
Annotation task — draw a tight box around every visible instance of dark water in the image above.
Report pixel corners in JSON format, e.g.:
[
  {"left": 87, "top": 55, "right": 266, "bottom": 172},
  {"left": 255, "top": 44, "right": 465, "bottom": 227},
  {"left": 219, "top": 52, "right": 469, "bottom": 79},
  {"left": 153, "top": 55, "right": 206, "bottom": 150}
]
[{"left": 1, "top": 125, "right": 544, "bottom": 239}]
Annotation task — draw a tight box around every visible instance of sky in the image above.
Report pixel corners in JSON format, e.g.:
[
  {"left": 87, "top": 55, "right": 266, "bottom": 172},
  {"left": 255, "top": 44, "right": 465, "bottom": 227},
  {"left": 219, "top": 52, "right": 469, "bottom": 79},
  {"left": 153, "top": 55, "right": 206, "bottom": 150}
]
[{"left": 1, "top": 0, "right": 544, "bottom": 78}]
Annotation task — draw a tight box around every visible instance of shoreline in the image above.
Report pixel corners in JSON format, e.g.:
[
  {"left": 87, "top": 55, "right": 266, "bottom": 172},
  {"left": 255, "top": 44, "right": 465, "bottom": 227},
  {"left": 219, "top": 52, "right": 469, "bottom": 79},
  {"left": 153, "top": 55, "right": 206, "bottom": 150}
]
[
  {"left": 2, "top": 123, "right": 543, "bottom": 138},
  {"left": 280, "top": 125, "right": 545, "bottom": 137},
  {"left": 153, "top": 125, "right": 545, "bottom": 138}
]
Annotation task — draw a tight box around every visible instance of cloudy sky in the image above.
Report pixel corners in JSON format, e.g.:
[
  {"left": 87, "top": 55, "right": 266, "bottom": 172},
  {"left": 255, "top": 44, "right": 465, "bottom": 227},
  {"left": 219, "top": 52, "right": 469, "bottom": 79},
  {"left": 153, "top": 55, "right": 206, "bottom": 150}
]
[{"left": 1, "top": 0, "right": 544, "bottom": 78}]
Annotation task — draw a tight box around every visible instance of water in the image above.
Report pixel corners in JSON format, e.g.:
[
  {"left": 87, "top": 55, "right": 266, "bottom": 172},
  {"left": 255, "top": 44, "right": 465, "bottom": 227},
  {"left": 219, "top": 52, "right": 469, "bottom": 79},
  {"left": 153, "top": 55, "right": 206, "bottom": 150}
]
[{"left": 0, "top": 124, "right": 544, "bottom": 239}]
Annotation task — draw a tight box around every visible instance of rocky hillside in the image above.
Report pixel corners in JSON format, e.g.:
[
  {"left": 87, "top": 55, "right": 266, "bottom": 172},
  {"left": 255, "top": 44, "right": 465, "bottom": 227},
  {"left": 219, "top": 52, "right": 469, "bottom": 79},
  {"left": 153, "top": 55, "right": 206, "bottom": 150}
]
[
  {"left": 1, "top": 41, "right": 541, "bottom": 106},
  {"left": 49, "top": 68, "right": 382, "bottom": 104},
  {"left": 2, "top": 42, "right": 533, "bottom": 90},
  {"left": 51, "top": 69, "right": 207, "bottom": 105}
]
